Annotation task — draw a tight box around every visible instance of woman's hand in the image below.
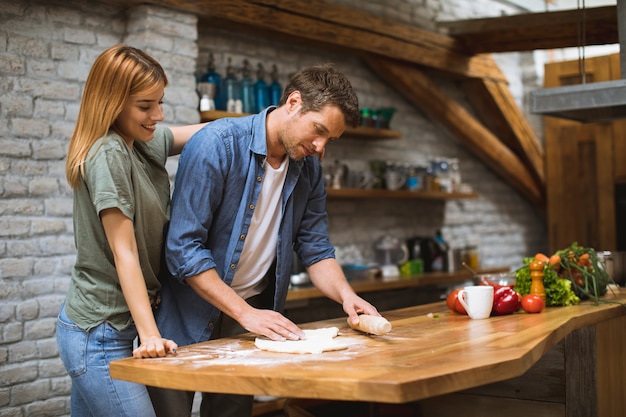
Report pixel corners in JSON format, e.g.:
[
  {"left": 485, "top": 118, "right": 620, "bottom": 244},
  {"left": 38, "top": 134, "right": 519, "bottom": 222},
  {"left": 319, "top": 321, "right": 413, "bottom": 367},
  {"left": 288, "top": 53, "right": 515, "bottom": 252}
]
[{"left": 133, "top": 335, "right": 178, "bottom": 359}]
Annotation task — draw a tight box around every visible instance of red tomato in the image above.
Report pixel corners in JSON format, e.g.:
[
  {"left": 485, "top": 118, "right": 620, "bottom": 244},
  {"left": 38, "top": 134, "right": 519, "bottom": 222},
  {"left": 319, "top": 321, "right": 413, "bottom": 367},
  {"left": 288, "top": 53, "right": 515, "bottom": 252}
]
[
  {"left": 521, "top": 295, "right": 545, "bottom": 314},
  {"left": 446, "top": 289, "right": 467, "bottom": 315},
  {"left": 454, "top": 297, "right": 467, "bottom": 315},
  {"left": 446, "top": 289, "right": 459, "bottom": 311}
]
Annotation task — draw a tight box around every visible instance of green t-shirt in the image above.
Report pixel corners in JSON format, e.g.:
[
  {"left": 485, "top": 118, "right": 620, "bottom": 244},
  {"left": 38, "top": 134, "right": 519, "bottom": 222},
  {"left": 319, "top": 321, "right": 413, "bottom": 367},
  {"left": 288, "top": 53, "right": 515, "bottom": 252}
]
[{"left": 65, "top": 127, "right": 174, "bottom": 331}]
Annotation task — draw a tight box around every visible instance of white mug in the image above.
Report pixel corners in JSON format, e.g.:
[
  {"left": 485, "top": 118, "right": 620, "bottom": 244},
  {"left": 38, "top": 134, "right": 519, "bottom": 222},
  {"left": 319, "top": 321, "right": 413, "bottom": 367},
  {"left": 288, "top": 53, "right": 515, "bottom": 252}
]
[{"left": 457, "top": 285, "right": 493, "bottom": 320}]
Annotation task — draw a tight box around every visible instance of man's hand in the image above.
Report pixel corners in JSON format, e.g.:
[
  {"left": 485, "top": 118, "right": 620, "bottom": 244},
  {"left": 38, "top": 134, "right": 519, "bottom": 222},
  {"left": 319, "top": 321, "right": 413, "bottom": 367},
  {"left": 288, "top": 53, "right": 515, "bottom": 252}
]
[
  {"left": 341, "top": 293, "right": 380, "bottom": 327},
  {"left": 238, "top": 308, "right": 306, "bottom": 341}
]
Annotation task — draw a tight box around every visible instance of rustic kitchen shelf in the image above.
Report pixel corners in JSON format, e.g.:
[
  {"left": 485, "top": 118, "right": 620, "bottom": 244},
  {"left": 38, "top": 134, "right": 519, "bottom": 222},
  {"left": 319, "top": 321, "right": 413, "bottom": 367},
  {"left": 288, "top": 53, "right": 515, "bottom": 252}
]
[
  {"left": 199, "top": 110, "right": 402, "bottom": 140},
  {"left": 286, "top": 267, "right": 506, "bottom": 302},
  {"left": 326, "top": 187, "right": 478, "bottom": 200}
]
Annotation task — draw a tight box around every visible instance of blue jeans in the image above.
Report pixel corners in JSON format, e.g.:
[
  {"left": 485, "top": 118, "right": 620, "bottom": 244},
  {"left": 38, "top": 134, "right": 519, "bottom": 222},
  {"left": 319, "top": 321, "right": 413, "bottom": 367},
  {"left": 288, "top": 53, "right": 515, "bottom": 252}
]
[{"left": 56, "top": 303, "right": 156, "bottom": 417}]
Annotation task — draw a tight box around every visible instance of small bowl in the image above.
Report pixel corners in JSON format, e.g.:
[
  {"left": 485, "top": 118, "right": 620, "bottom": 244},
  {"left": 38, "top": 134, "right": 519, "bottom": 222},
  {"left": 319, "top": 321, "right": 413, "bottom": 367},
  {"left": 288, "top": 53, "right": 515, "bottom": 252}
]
[{"left": 475, "top": 272, "right": 516, "bottom": 287}]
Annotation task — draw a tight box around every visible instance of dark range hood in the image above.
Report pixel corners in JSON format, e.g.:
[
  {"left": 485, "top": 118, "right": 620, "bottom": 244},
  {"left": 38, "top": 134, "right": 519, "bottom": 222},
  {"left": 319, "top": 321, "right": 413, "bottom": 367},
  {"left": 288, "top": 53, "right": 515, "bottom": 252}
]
[{"left": 530, "top": 1, "right": 624, "bottom": 123}]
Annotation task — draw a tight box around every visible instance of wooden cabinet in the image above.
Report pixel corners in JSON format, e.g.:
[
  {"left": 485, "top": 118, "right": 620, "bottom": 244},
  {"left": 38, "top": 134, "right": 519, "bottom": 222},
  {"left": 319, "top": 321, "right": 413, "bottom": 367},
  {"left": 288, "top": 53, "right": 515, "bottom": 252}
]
[{"left": 543, "top": 54, "right": 619, "bottom": 253}]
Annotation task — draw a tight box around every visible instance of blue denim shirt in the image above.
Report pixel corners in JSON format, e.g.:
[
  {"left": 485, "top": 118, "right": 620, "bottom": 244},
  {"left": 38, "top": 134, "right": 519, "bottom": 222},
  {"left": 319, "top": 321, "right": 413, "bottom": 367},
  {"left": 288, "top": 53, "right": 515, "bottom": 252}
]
[{"left": 157, "top": 108, "right": 335, "bottom": 345}]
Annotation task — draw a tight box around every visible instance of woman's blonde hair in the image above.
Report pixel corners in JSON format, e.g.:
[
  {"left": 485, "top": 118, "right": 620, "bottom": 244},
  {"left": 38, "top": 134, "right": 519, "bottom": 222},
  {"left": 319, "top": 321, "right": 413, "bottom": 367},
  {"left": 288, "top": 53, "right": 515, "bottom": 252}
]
[{"left": 65, "top": 44, "right": 168, "bottom": 188}]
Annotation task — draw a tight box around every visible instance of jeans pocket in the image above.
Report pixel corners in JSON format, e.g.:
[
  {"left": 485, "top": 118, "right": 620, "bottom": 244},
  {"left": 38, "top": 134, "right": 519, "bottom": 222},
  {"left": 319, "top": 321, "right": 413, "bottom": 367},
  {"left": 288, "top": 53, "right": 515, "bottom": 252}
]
[{"left": 56, "top": 304, "right": 88, "bottom": 377}]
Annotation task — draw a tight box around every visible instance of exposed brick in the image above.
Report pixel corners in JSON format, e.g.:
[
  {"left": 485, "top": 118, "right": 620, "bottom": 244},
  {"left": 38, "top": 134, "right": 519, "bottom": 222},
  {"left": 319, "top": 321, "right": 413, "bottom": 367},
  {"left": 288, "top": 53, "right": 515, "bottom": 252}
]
[
  {"left": 29, "top": 178, "right": 60, "bottom": 196},
  {"left": 38, "top": 357, "right": 67, "bottom": 378},
  {"left": 62, "top": 27, "right": 96, "bottom": 45},
  {"left": 0, "top": 139, "right": 31, "bottom": 157},
  {"left": 24, "top": 398, "right": 69, "bottom": 417},
  {"left": 0, "top": 362, "right": 37, "bottom": 387},
  {"left": 23, "top": 317, "right": 56, "bottom": 340},
  {"left": 0, "top": 387, "right": 9, "bottom": 407},
  {"left": 31, "top": 139, "right": 67, "bottom": 160},
  {"left": 16, "top": 299, "right": 39, "bottom": 321},
  {"left": 30, "top": 219, "right": 67, "bottom": 236},
  {"left": 0, "top": 219, "right": 30, "bottom": 237},
  {"left": 44, "top": 198, "right": 72, "bottom": 217},
  {"left": 10, "top": 379, "right": 49, "bottom": 405},
  {"left": 0, "top": 258, "right": 33, "bottom": 278},
  {"left": 36, "top": 338, "right": 59, "bottom": 359},
  {"left": 0, "top": 93, "right": 32, "bottom": 117},
  {"left": 9, "top": 117, "right": 50, "bottom": 139},
  {"left": 7, "top": 341, "right": 38, "bottom": 363}
]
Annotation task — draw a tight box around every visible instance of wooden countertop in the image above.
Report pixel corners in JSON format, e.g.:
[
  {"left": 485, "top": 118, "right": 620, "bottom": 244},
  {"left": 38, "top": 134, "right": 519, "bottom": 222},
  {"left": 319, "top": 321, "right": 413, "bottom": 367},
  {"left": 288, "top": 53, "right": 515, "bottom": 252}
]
[
  {"left": 110, "top": 289, "right": 626, "bottom": 404},
  {"left": 287, "top": 267, "right": 508, "bottom": 301}
]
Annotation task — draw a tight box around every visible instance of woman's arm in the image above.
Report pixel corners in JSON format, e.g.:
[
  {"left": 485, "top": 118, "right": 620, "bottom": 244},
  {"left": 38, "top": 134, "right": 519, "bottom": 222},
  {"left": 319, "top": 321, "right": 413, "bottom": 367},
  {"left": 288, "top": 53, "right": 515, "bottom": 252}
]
[
  {"left": 100, "top": 207, "right": 178, "bottom": 358},
  {"left": 168, "top": 123, "right": 208, "bottom": 156}
]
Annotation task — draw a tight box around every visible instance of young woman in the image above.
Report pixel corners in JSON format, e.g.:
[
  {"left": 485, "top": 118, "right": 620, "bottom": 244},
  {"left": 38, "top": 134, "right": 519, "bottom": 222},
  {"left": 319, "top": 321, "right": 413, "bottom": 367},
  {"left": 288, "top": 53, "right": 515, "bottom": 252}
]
[{"left": 57, "top": 44, "right": 206, "bottom": 417}]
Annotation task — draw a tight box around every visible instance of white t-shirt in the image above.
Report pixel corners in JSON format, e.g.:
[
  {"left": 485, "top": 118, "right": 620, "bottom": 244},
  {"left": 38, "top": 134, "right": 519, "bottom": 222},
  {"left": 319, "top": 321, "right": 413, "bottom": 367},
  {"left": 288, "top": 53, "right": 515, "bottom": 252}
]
[{"left": 231, "top": 157, "right": 289, "bottom": 299}]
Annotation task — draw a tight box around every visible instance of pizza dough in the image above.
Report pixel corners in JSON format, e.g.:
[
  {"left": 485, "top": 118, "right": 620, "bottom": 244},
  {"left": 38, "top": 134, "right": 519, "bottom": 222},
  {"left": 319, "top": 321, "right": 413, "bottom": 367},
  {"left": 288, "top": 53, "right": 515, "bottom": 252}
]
[{"left": 254, "top": 327, "right": 348, "bottom": 354}]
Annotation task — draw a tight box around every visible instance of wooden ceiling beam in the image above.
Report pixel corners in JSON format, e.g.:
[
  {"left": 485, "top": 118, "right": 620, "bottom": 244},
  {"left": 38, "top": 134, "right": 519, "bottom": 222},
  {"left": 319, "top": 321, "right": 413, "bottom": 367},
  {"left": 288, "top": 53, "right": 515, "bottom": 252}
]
[
  {"left": 365, "top": 55, "right": 545, "bottom": 208},
  {"left": 461, "top": 78, "right": 545, "bottom": 190},
  {"left": 439, "top": 6, "right": 618, "bottom": 54},
  {"left": 102, "top": 0, "right": 506, "bottom": 81},
  {"left": 100, "top": 0, "right": 547, "bottom": 207}
]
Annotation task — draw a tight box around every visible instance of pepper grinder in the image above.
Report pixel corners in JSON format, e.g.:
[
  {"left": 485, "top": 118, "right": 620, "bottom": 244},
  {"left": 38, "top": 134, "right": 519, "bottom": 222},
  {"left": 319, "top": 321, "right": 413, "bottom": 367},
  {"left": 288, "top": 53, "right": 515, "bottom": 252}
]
[{"left": 529, "top": 260, "right": 546, "bottom": 303}]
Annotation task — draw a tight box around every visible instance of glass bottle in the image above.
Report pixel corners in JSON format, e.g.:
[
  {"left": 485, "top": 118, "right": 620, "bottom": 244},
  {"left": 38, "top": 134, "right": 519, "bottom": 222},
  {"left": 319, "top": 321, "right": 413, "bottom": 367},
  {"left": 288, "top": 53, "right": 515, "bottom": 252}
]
[
  {"left": 240, "top": 59, "right": 256, "bottom": 114},
  {"left": 223, "top": 57, "right": 242, "bottom": 113},
  {"left": 254, "top": 63, "right": 270, "bottom": 112},
  {"left": 438, "top": 158, "right": 451, "bottom": 193},
  {"left": 269, "top": 64, "right": 283, "bottom": 106},
  {"left": 199, "top": 53, "right": 221, "bottom": 110},
  {"left": 449, "top": 158, "right": 461, "bottom": 192}
]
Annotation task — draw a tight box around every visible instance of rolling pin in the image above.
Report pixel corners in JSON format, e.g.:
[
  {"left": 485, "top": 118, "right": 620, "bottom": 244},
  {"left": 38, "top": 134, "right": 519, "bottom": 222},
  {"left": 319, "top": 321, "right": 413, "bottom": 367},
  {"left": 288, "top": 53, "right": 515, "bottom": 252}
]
[{"left": 348, "top": 314, "right": 392, "bottom": 335}]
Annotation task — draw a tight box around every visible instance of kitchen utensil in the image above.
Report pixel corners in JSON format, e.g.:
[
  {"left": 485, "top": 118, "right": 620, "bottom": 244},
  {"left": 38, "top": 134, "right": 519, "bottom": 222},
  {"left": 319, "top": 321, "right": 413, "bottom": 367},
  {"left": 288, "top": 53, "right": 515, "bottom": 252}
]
[
  {"left": 374, "top": 235, "right": 409, "bottom": 278},
  {"left": 348, "top": 314, "right": 392, "bottom": 335}
]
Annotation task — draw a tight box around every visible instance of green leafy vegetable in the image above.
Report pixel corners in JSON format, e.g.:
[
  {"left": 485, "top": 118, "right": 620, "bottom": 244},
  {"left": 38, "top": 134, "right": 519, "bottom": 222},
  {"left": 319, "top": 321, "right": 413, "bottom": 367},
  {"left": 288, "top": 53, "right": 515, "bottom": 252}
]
[
  {"left": 515, "top": 257, "right": 580, "bottom": 307},
  {"left": 554, "top": 242, "right": 609, "bottom": 301}
]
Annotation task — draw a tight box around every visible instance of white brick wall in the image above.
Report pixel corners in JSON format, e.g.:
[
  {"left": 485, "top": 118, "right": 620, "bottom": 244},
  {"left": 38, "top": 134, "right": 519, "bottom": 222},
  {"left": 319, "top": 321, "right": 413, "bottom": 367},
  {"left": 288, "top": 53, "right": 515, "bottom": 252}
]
[{"left": 0, "top": 0, "right": 548, "bottom": 415}]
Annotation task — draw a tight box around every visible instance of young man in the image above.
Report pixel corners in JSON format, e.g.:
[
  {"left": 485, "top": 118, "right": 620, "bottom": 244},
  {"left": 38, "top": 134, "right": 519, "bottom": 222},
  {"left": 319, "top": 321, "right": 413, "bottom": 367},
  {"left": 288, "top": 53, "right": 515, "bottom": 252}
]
[{"left": 151, "top": 64, "right": 380, "bottom": 417}]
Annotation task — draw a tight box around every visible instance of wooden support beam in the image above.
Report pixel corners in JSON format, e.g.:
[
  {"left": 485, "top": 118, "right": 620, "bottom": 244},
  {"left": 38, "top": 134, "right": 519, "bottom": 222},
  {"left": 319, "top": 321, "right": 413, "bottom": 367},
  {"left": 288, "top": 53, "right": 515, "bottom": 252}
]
[
  {"left": 99, "top": 0, "right": 547, "bottom": 207},
  {"left": 440, "top": 6, "right": 618, "bottom": 54},
  {"left": 365, "top": 55, "right": 545, "bottom": 208},
  {"left": 101, "top": 0, "right": 506, "bottom": 81},
  {"left": 461, "top": 78, "right": 545, "bottom": 190}
]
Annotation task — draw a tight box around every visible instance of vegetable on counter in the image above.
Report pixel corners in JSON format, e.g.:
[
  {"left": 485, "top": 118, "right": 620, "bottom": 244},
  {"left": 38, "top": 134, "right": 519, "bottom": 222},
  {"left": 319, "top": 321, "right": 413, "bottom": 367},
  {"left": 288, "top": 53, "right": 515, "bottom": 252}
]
[
  {"left": 446, "top": 289, "right": 467, "bottom": 315},
  {"left": 491, "top": 286, "right": 521, "bottom": 315},
  {"left": 521, "top": 294, "right": 545, "bottom": 313},
  {"left": 516, "top": 257, "right": 580, "bottom": 307},
  {"left": 553, "top": 242, "right": 610, "bottom": 301},
  {"left": 515, "top": 242, "right": 611, "bottom": 306}
]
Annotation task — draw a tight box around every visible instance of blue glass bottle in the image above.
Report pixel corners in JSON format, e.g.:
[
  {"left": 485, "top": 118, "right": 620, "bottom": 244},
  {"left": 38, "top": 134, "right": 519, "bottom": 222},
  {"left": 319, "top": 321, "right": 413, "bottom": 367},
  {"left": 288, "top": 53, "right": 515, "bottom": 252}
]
[
  {"left": 240, "top": 59, "right": 256, "bottom": 114},
  {"left": 254, "top": 63, "right": 270, "bottom": 112},
  {"left": 223, "top": 57, "right": 242, "bottom": 113},
  {"left": 199, "top": 53, "right": 222, "bottom": 110},
  {"left": 269, "top": 64, "right": 283, "bottom": 106}
]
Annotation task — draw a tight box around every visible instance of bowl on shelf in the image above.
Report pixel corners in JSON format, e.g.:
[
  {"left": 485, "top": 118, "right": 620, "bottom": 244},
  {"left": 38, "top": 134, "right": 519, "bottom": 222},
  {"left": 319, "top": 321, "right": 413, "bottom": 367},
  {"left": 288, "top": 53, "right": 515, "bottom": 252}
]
[
  {"left": 342, "top": 264, "right": 381, "bottom": 281},
  {"left": 474, "top": 272, "right": 516, "bottom": 287}
]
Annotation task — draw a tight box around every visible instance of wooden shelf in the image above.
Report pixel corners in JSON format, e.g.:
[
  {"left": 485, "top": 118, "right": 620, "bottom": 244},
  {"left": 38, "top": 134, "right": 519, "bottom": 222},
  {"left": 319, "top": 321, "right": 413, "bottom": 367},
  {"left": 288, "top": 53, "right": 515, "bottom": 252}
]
[
  {"left": 199, "top": 110, "right": 401, "bottom": 140},
  {"left": 341, "top": 125, "right": 402, "bottom": 140},
  {"left": 325, "top": 187, "right": 478, "bottom": 200},
  {"left": 287, "top": 267, "right": 508, "bottom": 302}
]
